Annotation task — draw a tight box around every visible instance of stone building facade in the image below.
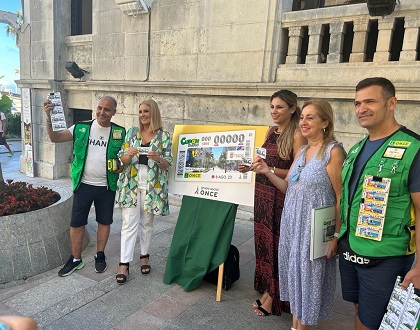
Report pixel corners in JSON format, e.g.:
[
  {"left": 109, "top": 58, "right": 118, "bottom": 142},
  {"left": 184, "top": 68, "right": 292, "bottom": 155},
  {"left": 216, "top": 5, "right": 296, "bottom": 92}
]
[{"left": 17, "top": 0, "right": 420, "bottom": 179}]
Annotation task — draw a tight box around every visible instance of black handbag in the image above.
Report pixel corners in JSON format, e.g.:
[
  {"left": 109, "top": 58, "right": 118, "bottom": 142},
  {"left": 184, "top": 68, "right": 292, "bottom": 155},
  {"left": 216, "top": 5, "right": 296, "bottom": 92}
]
[{"left": 203, "top": 245, "right": 240, "bottom": 290}]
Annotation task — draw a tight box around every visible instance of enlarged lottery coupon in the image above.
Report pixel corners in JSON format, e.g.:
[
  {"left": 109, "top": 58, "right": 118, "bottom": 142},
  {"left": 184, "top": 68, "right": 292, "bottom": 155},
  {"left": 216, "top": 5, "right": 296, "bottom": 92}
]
[
  {"left": 175, "top": 130, "right": 255, "bottom": 183},
  {"left": 47, "top": 92, "right": 67, "bottom": 132}
]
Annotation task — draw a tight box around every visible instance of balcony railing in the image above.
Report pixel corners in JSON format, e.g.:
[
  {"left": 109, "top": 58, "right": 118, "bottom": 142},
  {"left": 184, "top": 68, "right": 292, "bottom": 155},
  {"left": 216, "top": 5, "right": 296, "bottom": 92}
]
[{"left": 280, "top": 1, "right": 419, "bottom": 65}]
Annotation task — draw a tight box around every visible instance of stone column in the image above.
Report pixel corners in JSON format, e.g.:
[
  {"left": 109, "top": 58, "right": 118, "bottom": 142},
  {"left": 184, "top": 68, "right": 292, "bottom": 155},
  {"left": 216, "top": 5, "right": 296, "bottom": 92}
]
[
  {"left": 286, "top": 26, "right": 303, "bottom": 64},
  {"left": 399, "top": 16, "right": 420, "bottom": 62},
  {"left": 327, "top": 21, "right": 344, "bottom": 63},
  {"left": 350, "top": 19, "right": 369, "bottom": 63},
  {"left": 306, "top": 24, "right": 323, "bottom": 64},
  {"left": 373, "top": 17, "right": 395, "bottom": 63}
]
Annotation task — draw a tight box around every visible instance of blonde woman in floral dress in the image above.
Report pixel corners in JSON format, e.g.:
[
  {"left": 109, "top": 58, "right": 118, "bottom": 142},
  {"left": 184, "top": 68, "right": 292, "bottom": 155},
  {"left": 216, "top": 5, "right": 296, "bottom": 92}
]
[{"left": 115, "top": 99, "right": 172, "bottom": 284}]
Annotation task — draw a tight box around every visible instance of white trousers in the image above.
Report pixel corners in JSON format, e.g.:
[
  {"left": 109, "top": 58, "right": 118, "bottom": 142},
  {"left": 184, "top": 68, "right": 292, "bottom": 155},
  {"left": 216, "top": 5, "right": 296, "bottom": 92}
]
[{"left": 120, "top": 165, "right": 155, "bottom": 263}]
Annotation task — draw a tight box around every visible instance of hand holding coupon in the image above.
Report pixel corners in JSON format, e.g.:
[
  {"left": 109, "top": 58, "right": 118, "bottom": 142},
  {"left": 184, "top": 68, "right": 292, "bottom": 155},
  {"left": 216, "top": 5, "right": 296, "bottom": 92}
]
[
  {"left": 47, "top": 92, "right": 67, "bottom": 132},
  {"left": 379, "top": 276, "right": 420, "bottom": 330},
  {"left": 251, "top": 147, "right": 271, "bottom": 174}
]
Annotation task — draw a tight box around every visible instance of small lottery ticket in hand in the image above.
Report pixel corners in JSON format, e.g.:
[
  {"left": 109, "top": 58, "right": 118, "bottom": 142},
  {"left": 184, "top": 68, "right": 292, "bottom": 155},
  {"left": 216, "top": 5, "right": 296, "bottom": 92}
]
[
  {"left": 137, "top": 147, "right": 149, "bottom": 155},
  {"left": 255, "top": 147, "right": 267, "bottom": 159},
  {"left": 242, "top": 157, "right": 253, "bottom": 166}
]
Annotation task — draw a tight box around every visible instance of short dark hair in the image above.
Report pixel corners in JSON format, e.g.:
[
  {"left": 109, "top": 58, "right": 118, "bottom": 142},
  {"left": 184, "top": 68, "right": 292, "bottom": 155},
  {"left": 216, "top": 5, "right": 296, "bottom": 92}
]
[{"left": 356, "top": 77, "right": 395, "bottom": 99}]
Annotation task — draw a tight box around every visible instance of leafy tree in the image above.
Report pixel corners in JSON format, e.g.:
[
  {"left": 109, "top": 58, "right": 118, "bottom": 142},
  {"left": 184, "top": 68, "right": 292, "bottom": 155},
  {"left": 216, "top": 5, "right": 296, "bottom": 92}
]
[
  {"left": 0, "top": 94, "right": 13, "bottom": 113},
  {"left": 5, "top": 10, "right": 23, "bottom": 43}
]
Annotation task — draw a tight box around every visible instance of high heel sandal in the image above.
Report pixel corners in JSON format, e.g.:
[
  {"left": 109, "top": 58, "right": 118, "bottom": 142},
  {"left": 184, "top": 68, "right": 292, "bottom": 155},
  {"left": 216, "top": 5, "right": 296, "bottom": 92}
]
[
  {"left": 116, "top": 262, "right": 129, "bottom": 285},
  {"left": 140, "top": 254, "right": 151, "bottom": 275}
]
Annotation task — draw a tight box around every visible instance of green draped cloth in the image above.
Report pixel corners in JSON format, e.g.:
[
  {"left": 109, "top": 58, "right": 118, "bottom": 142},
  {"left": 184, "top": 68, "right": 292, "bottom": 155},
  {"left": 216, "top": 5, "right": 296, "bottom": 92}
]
[{"left": 163, "top": 196, "right": 238, "bottom": 291}]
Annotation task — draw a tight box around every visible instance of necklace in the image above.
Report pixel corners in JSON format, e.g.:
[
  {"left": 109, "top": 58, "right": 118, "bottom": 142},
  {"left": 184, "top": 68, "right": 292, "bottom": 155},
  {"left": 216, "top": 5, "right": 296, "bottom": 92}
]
[{"left": 274, "top": 128, "right": 281, "bottom": 135}]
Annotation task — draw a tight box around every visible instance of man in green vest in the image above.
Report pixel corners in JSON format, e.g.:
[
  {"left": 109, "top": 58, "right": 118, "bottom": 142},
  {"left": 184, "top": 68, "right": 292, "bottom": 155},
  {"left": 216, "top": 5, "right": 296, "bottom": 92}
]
[
  {"left": 338, "top": 77, "right": 420, "bottom": 330},
  {"left": 44, "top": 95, "right": 126, "bottom": 277}
]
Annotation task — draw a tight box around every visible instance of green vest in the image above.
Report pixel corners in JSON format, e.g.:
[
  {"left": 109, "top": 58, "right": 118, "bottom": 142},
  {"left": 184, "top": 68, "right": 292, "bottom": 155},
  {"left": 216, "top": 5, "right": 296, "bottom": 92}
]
[
  {"left": 71, "top": 120, "right": 125, "bottom": 191},
  {"left": 339, "top": 127, "right": 420, "bottom": 258}
]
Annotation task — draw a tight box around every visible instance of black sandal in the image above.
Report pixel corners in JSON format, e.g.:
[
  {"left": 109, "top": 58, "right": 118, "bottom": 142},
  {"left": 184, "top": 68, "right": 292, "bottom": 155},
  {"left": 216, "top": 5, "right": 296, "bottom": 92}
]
[
  {"left": 116, "top": 262, "right": 129, "bottom": 285},
  {"left": 140, "top": 254, "right": 151, "bottom": 275}
]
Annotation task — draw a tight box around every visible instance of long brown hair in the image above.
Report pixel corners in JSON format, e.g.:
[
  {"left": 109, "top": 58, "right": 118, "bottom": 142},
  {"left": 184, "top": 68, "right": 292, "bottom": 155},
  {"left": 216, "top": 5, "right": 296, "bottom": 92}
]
[{"left": 270, "top": 90, "right": 300, "bottom": 160}]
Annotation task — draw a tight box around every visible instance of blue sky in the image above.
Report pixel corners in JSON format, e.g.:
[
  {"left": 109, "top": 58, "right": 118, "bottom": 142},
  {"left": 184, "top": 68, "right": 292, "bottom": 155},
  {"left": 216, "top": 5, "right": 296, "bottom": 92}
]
[{"left": 0, "top": 0, "right": 21, "bottom": 93}]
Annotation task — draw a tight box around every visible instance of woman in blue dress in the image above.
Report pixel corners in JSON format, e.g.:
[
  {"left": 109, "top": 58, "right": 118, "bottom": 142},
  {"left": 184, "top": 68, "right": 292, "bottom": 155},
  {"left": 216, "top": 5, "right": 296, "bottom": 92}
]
[{"left": 253, "top": 99, "right": 346, "bottom": 329}]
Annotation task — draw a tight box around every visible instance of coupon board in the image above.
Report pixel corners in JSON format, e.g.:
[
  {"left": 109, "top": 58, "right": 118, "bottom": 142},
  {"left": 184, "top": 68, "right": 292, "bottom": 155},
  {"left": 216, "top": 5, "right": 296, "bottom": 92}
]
[{"left": 169, "top": 125, "right": 268, "bottom": 206}]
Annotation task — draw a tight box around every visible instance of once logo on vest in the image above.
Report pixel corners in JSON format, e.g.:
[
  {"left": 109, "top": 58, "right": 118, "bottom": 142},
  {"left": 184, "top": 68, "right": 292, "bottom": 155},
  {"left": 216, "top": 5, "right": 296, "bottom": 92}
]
[
  {"left": 388, "top": 140, "right": 411, "bottom": 147},
  {"left": 342, "top": 251, "right": 371, "bottom": 265}
]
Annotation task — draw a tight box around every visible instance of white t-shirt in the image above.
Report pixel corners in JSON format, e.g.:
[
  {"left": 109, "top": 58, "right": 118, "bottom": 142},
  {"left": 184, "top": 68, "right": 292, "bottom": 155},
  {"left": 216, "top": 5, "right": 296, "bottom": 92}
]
[
  {"left": 0, "top": 112, "right": 6, "bottom": 132},
  {"left": 68, "top": 120, "right": 111, "bottom": 186}
]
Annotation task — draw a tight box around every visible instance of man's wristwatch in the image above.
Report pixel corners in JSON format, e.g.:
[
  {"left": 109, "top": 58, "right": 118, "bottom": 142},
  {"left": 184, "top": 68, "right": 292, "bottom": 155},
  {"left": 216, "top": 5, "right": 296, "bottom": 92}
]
[{"left": 270, "top": 166, "right": 276, "bottom": 174}]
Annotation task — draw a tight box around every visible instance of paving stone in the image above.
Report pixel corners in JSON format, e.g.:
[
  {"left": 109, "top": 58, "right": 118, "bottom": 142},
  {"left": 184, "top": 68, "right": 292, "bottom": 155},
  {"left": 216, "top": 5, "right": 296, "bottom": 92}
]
[
  {"left": 112, "top": 310, "right": 170, "bottom": 330},
  {"left": 33, "top": 283, "right": 107, "bottom": 328},
  {"left": 165, "top": 284, "right": 207, "bottom": 305},
  {"left": 3, "top": 274, "right": 97, "bottom": 315},
  {"left": 141, "top": 295, "right": 190, "bottom": 320}
]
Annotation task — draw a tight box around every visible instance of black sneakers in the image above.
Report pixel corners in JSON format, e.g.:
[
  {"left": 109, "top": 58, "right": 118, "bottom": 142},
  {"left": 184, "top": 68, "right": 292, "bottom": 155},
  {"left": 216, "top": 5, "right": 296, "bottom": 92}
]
[
  {"left": 58, "top": 256, "right": 84, "bottom": 277},
  {"left": 94, "top": 251, "right": 107, "bottom": 273},
  {"left": 58, "top": 252, "right": 106, "bottom": 276}
]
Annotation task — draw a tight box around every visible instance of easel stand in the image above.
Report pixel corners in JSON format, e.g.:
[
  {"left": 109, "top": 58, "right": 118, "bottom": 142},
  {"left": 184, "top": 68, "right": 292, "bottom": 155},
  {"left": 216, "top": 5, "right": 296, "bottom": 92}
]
[{"left": 216, "top": 263, "right": 224, "bottom": 302}]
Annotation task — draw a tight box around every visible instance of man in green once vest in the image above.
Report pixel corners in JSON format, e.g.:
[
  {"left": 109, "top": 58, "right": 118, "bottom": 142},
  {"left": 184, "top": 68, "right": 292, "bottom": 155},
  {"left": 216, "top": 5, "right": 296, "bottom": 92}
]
[
  {"left": 44, "top": 96, "right": 126, "bottom": 277},
  {"left": 338, "top": 77, "right": 420, "bottom": 330}
]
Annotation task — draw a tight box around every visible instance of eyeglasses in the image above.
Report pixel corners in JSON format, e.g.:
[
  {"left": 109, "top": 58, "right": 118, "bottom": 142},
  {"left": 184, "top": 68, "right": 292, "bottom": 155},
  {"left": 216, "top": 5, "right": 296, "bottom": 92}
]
[{"left": 291, "top": 164, "right": 305, "bottom": 181}]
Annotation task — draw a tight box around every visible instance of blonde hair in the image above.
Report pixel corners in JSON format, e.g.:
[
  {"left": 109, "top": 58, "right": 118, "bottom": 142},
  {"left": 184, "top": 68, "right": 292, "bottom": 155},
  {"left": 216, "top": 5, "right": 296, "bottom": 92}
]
[
  {"left": 139, "top": 99, "right": 162, "bottom": 132},
  {"left": 270, "top": 90, "right": 301, "bottom": 160},
  {"left": 301, "top": 99, "right": 336, "bottom": 159}
]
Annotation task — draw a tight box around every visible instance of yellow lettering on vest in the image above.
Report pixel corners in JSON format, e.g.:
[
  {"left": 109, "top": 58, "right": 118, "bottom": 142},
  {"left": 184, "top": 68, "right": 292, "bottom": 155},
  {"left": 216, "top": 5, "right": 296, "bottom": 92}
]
[{"left": 389, "top": 141, "right": 411, "bottom": 147}]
